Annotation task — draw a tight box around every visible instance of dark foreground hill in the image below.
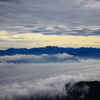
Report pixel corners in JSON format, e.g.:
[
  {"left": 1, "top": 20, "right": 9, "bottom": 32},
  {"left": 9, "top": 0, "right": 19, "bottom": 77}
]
[
  {"left": 4, "top": 81, "right": 99, "bottom": 100},
  {"left": 66, "top": 81, "right": 100, "bottom": 100}
]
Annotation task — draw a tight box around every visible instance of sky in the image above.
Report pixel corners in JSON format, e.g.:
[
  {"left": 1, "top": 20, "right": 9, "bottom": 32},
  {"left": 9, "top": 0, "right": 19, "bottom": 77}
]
[{"left": 0, "top": 0, "right": 100, "bottom": 49}]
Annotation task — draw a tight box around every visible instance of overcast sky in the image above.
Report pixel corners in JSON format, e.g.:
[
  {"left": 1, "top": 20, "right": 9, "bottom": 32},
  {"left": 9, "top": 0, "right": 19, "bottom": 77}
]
[{"left": 0, "top": 0, "right": 100, "bottom": 49}]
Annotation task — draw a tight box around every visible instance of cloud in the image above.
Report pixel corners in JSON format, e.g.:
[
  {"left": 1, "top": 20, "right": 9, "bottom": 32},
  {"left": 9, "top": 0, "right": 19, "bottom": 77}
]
[
  {"left": 12, "top": 25, "right": 100, "bottom": 36},
  {"left": 84, "top": 0, "right": 100, "bottom": 8},
  {"left": 0, "top": 53, "right": 76, "bottom": 63},
  {"left": 31, "top": 26, "right": 100, "bottom": 36},
  {"left": 0, "top": 73, "right": 100, "bottom": 100},
  {"left": 93, "top": 29, "right": 100, "bottom": 35},
  {"left": 67, "top": 28, "right": 100, "bottom": 36},
  {"left": 0, "top": 59, "right": 99, "bottom": 99},
  {"left": 0, "top": 0, "right": 15, "bottom": 2},
  {"left": 0, "top": 0, "right": 100, "bottom": 36},
  {"left": 0, "top": 59, "right": 100, "bottom": 83},
  {"left": 0, "top": 0, "right": 20, "bottom": 3}
]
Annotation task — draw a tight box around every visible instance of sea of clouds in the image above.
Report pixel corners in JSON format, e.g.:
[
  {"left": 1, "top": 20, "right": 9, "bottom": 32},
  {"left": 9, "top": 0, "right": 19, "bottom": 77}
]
[
  {"left": 0, "top": 53, "right": 100, "bottom": 100},
  {"left": 0, "top": 73, "right": 100, "bottom": 100}
]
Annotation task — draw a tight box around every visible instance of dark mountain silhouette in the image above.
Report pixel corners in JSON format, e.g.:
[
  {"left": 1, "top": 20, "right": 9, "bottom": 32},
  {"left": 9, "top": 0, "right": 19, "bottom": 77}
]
[{"left": 0, "top": 46, "right": 100, "bottom": 59}]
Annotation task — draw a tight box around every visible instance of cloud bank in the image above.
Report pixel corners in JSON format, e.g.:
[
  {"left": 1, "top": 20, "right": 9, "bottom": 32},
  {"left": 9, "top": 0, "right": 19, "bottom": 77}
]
[
  {"left": 0, "top": 74, "right": 100, "bottom": 100},
  {"left": 32, "top": 27, "right": 100, "bottom": 36},
  {"left": 0, "top": 59, "right": 100, "bottom": 84},
  {"left": 0, "top": 53, "right": 76, "bottom": 63}
]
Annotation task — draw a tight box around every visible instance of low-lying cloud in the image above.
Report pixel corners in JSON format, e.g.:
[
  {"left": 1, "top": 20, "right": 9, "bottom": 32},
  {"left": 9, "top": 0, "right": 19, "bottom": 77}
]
[
  {"left": 0, "top": 74, "right": 100, "bottom": 100},
  {"left": 0, "top": 59, "right": 100, "bottom": 83},
  {"left": 0, "top": 53, "right": 76, "bottom": 63}
]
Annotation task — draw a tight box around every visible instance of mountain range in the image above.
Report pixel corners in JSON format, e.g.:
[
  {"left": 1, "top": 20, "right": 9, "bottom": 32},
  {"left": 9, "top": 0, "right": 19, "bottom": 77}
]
[{"left": 0, "top": 46, "right": 100, "bottom": 59}]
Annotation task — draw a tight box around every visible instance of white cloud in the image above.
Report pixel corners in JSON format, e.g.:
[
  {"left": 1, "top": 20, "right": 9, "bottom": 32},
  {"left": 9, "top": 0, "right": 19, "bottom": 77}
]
[
  {"left": 0, "top": 73, "right": 100, "bottom": 100},
  {"left": 0, "top": 53, "right": 74, "bottom": 63},
  {"left": 0, "top": 59, "right": 100, "bottom": 83},
  {"left": 53, "top": 53, "right": 73, "bottom": 59}
]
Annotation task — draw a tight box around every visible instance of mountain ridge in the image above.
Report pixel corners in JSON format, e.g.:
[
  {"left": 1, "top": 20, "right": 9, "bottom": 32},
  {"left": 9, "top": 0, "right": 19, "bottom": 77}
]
[{"left": 0, "top": 46, "right": 100, "bottom": 59}]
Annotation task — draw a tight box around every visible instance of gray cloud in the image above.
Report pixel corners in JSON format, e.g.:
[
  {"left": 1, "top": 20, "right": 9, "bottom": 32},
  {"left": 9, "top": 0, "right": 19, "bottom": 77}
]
[
  {"left": 67, "top": 29, "right": 100, "bottom": 36},
  {"left": 32, "top": 26, "right": 100, "bottom": 36},
  {"left": 0, "top": 0, "right": 100, "bottom": 36},
  {"left": 93, "top": 29, "right": 100, "bottom": 35},
  {"left": 0, "top": 0, "right": 20, "bottom": 2}
]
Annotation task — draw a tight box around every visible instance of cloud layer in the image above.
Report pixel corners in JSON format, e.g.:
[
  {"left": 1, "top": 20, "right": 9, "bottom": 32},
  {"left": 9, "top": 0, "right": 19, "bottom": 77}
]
[
  {"left": 0, "top": 59, "right": 100, "bottom": 84},
  {"left": 0, "top": 53, "right": 99, "bottom": 100},
  {"left": 0, "top": 74, "right": 100, "bottom": 100},
  {"left": 0, "top": 0, "right": 100, "bottom": 36},
  {"left": 32, "top": 27, "right": 100, "bottom": 36}
]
